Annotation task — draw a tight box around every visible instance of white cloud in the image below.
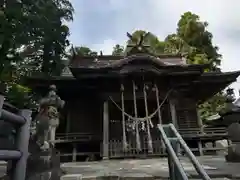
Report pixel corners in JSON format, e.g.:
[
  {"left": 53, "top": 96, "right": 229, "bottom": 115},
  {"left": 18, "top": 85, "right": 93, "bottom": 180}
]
[{"left": 91, "top": 39, "right": 117, "bottom": 55}]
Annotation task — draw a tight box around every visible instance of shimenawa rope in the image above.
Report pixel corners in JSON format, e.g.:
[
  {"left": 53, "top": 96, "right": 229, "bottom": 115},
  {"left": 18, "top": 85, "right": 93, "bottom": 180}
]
[{"left": 109, "top": 88, "right": 173, "bottom": 123}]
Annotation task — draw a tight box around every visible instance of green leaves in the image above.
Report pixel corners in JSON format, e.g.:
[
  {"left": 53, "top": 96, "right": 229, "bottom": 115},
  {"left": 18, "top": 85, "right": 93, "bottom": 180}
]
[
  {"left": 198, "top": 93, "right": 228, "bottom": 122},
  {"left": 0, "top": 0, "right": 73, "bottom": 107},
  {"left": 116, "top": 12, "right": 226, "bottom": 122},
  {"left": 176, "top": 12, "right": 221, "bottom": 69},
  {"left": 72, "top": 46, "right": 98, "bottom": 56},
  {"left": 7, "top": 82, "right": 36, "bottom": 109},
  {"left": 112, "top": 44, "right": 124, "bottom": 56}
]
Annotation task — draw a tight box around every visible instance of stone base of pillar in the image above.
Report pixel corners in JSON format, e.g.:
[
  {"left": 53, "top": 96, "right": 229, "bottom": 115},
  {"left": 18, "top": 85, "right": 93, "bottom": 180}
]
[
  {"left": 225, "top": 144, "right": 240, "bottom": 162},
  {"left": 102, "top": 157, "right": 109, "bottom": 161}
]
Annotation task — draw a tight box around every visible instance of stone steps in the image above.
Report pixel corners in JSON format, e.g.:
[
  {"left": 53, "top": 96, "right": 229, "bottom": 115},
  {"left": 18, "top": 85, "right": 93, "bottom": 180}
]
[
  {"left": 60, "top": 174, "right": 234, "bottom": 180},
  {"left": 60, "top": 166, "right": 240, "bottom": 180},
  {"left": 60, "top": 157, "right": 240, "bottom": 180}
]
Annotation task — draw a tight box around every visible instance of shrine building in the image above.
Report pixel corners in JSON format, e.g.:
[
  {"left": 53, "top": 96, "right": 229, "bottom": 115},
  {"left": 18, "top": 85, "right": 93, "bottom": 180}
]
[{"left": 24, "top": 37, "right": 240, "bottom": 161}]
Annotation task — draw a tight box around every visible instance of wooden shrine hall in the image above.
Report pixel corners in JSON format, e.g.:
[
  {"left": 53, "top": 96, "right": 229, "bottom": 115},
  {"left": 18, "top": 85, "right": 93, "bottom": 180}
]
[{"left": 25, "top": 36, "right": 240, "bottom": 161}]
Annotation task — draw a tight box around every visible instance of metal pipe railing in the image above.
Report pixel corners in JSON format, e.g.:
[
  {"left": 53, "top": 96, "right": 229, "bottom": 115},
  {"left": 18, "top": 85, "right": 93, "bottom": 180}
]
[
  {"left": 0, "top": 150, "right": 22, "bottom": 160},
  {"left": 157, "top": 123, "right": 212, "bottom": 180},
  {"left": 1, "top": 109, "right": 26, "bottom": 124},
  {"left": 158, "top": 124, "right": 188, "bottom": 180},
  {"left": 169, "top": 124, "right": 211, "bottom": 180},
  {"left": 0, "top": 95, "right": 32, "bottom": 180}
]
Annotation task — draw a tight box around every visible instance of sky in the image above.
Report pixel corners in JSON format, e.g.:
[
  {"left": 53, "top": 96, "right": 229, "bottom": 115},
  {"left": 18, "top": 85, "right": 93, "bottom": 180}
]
[{"left": 68, "top": 0, "right": 240, "bottom": 95}]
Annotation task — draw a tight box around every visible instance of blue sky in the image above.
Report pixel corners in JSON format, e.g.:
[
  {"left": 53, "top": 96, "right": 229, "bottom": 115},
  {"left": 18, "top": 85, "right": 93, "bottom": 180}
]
[{"left": 68, "top": 0, "right": 240, "bottom": 94}]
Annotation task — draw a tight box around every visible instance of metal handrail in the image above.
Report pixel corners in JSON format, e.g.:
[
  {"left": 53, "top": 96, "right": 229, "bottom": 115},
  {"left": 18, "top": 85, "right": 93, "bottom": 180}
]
[
  {"left": 170, "top": 124, "right": 211, "bottom": 180},
  {"left": 158, "top": 125, "right": 188, "bottom": 180},
  {"left": 157, "top": 124, "right": 211, "bottom": 180},
  {"left": 0, "top": 95, "right": 32, "bottom": 180}
]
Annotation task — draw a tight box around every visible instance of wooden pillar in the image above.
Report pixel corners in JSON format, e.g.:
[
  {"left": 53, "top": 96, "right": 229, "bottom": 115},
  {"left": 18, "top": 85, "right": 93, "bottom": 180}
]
[
  {"left": 212, "top": 141, "right": 216, "bottom": 148},
  {"left": 50, "top": 126, "right": 56, "bottom": 146},
  {"left": 198, "top": 141, "right": 203, "bottom": 156},
  {"left": 143, "top": 83, "right": 153, "bottom": 153},
  {"left": 169, "top": 98, "right": 178, "bottom": 129},
  {"left": 102, "top": 100, "right": 109, "bottom": 160},
  {"left": 121, "top": 84, "right": 128, "bottom": 151},
  {"left": 72, "top": 144, "right": 77, "bottom": 162},
  {"left": 195, "top": 104, "right": 204, "bottom": 156},
  {"left": 132, "top": 81, "right": 141, "bottom": 151},
  {"left": 155, "top": 84, "right": 165, "bottom": 153},
  {"left": 154, "top": 84, "right": 162, "bottom": 124},
  {"left": 65, "top": 111, "right": 71, "bottom": 136},
  {"left": 196, "top": 108, "right": 204, "bottom": 133},
  {"left": 227, "top": 139, "right": 232, "bottom": 146}
]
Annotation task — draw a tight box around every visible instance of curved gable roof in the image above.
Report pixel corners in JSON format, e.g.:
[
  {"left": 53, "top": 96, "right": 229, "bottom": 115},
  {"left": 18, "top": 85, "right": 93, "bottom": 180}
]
[{"left": 69, "top": 54, "right": 207, "bottom": 78}]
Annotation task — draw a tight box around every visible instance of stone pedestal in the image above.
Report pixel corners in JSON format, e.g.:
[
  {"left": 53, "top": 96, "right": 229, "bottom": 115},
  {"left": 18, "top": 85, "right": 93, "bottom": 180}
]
[
  {"left": 225, "top": 143, "right": 240, "bottom": 162},
  {"left": 225, "top": 123, "right": 240, "bottom": 162}
]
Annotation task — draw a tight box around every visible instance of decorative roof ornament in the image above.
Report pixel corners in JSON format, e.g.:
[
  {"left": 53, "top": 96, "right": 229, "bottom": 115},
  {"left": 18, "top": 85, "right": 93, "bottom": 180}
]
[
  {"left": 126, "top": 32, "right": 151, "bottom": 56},
  {"left": 226, "top": 88, "right": 235, "bottom": 102}
]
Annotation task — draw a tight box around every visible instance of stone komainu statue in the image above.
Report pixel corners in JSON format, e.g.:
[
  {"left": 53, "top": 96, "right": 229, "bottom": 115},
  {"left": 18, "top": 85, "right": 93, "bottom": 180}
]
[
  {"left": 26, "top": 85, "right": 65, "bottom": 180},
  {"left": 34, "top": 85, "right": 65, "bottom": 150},
  {"left": 1, "top": 85, "right": 65, "bottom": 180}
]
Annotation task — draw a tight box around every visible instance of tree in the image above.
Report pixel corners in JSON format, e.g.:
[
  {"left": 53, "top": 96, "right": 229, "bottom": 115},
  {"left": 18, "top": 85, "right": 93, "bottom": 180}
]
[
  {"left": 198, "top": 93, "right": 228, "bottom": 121},
  {"left": 174, "top": 12, "right": 226, "bottom": 118},
  {"left": 0, "top": 0, "right": 74, "bottom": 108},
  {"left": 72, "top": 46, "right": 98, "bottom": 56},
  {"left": 23, "top": 0, "right": 74, "bottom": 76},
  {"left": 112, "top": 44, "right": 124, "bottom": 56},
  {"left": 121, "top": 12, "right": 227, "bottom": 121},
  {"left": 176, "top": 12, "right": 221, "bottom": 70},
  {"left": 164, "top": 34, "right": 191, "bottom": 54},
  {"left": 1, "top": 0, "right": 73, "bottom": 77}
]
